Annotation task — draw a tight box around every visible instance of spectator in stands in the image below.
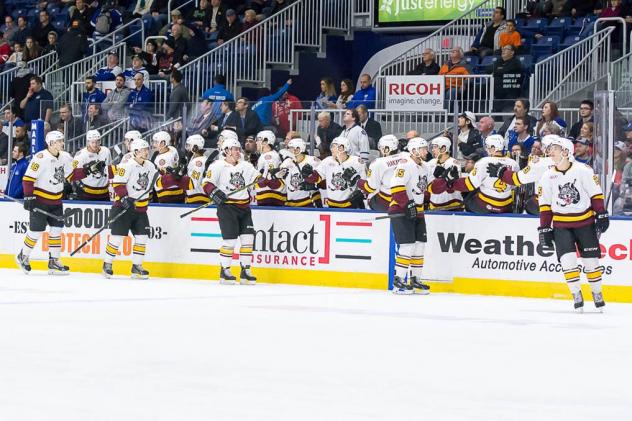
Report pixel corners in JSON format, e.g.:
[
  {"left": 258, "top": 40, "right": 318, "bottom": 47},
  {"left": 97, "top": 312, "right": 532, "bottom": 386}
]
[
  {"left": 133, "top": 40, "right": 159, "bottom": 75},
  {"left": 356, "top": 104, "right": 382, "bottom": 148},
  {"left": 468, "top": 7, "right": 506, "bottom": 59},
  {"left": 32, "top": 10, "right": 55, "bottom": 48},
  {"left": 235, "top": 96, "right": 263, "bottom": 139},
  {"left": 91, "top": 0, "right": 124, "bottom": 37},
  {"left": 316, "top": 111, "right": 342, "bottom": 157},
  {"left": 42, "top": 31, "right": 58, "bottom": 55},
  {"left": 102, "top": 74, "right": 131, "bottom": 121},
  {"left": 242, "top": 9, "right": 258, "bottom": 32},
  {"left": 20, "top": 75, "right": 53, "bottom": 124},
  {"left": 13, "top": 16, "right": 31, "bottom": 45},
  {"left": 478, "top": 116, "right": 496, "bottom": 142},
  {"left": 569, "top": 0, "right": 598, "bottom": 17},
  {"left": 58, "top": 20, "right": 89, "bottom": 67},
  {"left": 86, "top": 104, "right": 107, "bottom": 130},
  {"left": 347, "top": 74, "right": 376, "bottom": 110},
  {"left": 147, "top": 0, "right": 169, "bottom": 31},
  {"left": 406, "top": 130, "right": 419, "bottom": 140},
  {"left": 70, "top": 0, "right": 95, "bottom": 35},
  {"left": 82, "top": 76, "right": 107, "bottom": 117},
  {"left": 574, "top": 137, "right": 593, "bottom": 165},
  {"left": 126, "top": 72, "right": 155, "bottom": 130},
  {"left": 9, "top": 62, "right": 35, "bottom": 116},
  {"left": 7, "top": 41, "right": 23, "bottom": 64},
  {"left": 577, "top": 121, "right": 594, "bottom": 142},
  {"left": 171, "top": 24, "right": 189, "bottom": 64},
  {"left": 335, "top": 79, "right": 354, "bottom": 109},
  {"left": 190, "top": 99, "right": 215, "bottom": 137},
  {"left": 569, "top": 100, "right": 594, "bottom": 139},
  {"left": 208, "top": 0, "right": 228, "bottom": 34},
  {"left": 0, "top": 32, "right": 10, "bottom": 66},
  {"left": 507, "top": 116, "right": 535, "bottom": 155},
  {"left": 498, "top": 20, "right": 521, "bottom": 53},
  {"left": 272, "top": 0, "right": 292, "bottom": 14},
  {"left": 4, "top": 142, "right": 29, "bottom": 198},
  {"left": 95, "top": 51, "right": 123, "bottom": 81},
  {"left": 252, "top": 79, "right": 292, "bottom": 126},
  {"left": 0, "top": 117, "right": 18, "bottom": 163},
  {"left": 3, "top": 16, "right": 16, "bottom": 43},
  {"left": 530, "top": 139, "right": 544, "bottom": 159},
  {"left": 548, "top": 0, "right": 570, "bottom": 18},
  {"left": 8, "top": 121, "right": 28, "bottom": 148},
  {"left": 489, "top": 45, "right": 523, "bottom": 112},
  {"left": 455, "top": 111, "right": 483, "bottom": 160},
  {"left": 122, "top": 55, "right": 150, "bottom": 86},
  {"left": 157, "top": 39, "right": 177, "bottom": 77},
  {"left": 208, "top": 100, "right": 240, "bottom": 144},
  {"left": 535, "top": 101, "right": 566, "bottom": 137},
  {"left": 185, "top": 23, "right": 208, "bottom": 60},
  {"left": 188, "top": 0, "right": 212, "bottom": 29},
  {"left": 408, "top": 49, "right": 440, "bottom": 76},
  {"left": 166, "top": 69, "right": 190, "bottom": 121},
  {"left": 499, "top": 98, "right": 537, "bottom": 138},
  {"left": 201, "top": 74, "right": 234, "bottom": 122},
  {"left": 315, "top": 77, "right": 337, "bottom": 109},
  {"left": 2, "top": 106, "right": 24, "bottom": 137},
  {"left": 510, "top": 143, "right": 529, "bottom": 169},
  {"left": 217, "top": 9, "right": 242, "bottom": 45},
  {"left": 24, "top": 37, "right": 42, "bottom": 62},
  {"left": 439, "top": 47, "right": 470, "bottom": 98},
  {"left": 54, "top": 104, "right": 84, "bottom": 140},
  {"left": 272, "top": 88, "right": 302, "bottom": 137}
]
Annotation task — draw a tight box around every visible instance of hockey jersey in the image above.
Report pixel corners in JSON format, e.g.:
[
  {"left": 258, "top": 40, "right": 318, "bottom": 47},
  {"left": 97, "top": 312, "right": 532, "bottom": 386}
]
[
  {"left": 341, "top": 124, "right": 370, "bottom": 162},
  {"left": 426, "top": 156, "right": 463, "bottom": 210},
  {"left": 23, "top": 149, "right": 73, "bottom": 205},
  {"left": 501, "top": 156, "right": 555, "bottom": 187},
  {"left": 69, "top": 147, "right": 112, "bottom": 199},
  {"left": 255, "top": 150, "right": 286, "bottom": 206},
  {"left": 153, "top": 146, "right": 179, "bottom": 171},
  {"left": 458, "top": 156, "right": 519, "bottom": 209},
  {"left": 359, "top": 153, "right": 404, "bottom": 210},
  {"left": 313, "top": 155, "right": 366, "bottom": 207},
  {"left": 538, "top": 162, "right": 605, "bottom": 228},
  {"left": 154, "top": 146, "right": 183, "bottom": 202},
  {"left": 389, "top": 156, "right": 430, "bottom": 216},
  {"left": 183, "top": 155, "right": 209, "bottom": 204},
  {"left": 280, "top": 155, "right": 322, "bottom": 207},
  {"left": 111, "top": 159, "right": 158, "bottom": 212},
  {"left": 202, "top": 159, "right": 260, "bottom": 207}
]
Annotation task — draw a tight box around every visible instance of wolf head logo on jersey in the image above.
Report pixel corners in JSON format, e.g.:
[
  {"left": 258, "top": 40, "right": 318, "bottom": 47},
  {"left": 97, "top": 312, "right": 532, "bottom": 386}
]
[
  {"left": 414, "top": 175, "right": 428, "bottom": 195},
  {"left": 557, "top": 179, "right": 580, "bottom": 206},
  {"left": 134, "top": 172, "right": 149, "bottom": 191},
  {"left": 50, "top": 165, "right": 65, "bottom": 185},
  {"left": 330, "top": 172, "right": 347, "bottom": 191},
  {"left": 289, "top": 172, "right": 302, "bottom": 191},
  {"left": 229, "top": 171, "right": 245, "bottom": 190}
]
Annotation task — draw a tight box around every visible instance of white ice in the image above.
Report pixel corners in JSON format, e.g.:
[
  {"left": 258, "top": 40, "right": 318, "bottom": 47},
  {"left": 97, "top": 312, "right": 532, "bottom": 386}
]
[{"left": 0, "top": 268, "right": 631, "bottom": 421}]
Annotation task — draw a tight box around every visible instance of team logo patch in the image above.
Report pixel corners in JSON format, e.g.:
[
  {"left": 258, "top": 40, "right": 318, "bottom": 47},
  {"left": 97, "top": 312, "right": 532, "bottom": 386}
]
[
  {"left": 229, "top": 171, "right": 246, "bottom": 190},
  {"left": 289, "top": 172, "right": 302, "bottom": 191},
  {"left": 50, "top": 166, "right": 65, "bottom": 185},
  {"left": 414, "top": 175, "right": 428, "bottom": 194},
  {"left": 330, "top": 172, "right": 347, "bottom": 191},
  {"left": 557, "top": 179, "right": 580, "bottom": 206},
  {"left": 196, "top": 160, "right": 202, "bottom": 167},
  {"left": 134, "top": 172, "right": 150, "bottom": 191}
]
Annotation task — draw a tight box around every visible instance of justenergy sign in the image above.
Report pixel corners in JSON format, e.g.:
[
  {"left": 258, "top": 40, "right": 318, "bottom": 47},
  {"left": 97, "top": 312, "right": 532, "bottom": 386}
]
[{"left": 385, "top": 76, "right": 444, "bottom": 111}]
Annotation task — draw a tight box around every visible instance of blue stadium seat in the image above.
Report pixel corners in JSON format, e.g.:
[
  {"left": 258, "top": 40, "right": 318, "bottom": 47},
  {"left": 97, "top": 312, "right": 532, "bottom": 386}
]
[
  {"left": 12, "top": 8, "right": 27, "bottom": 20},
  {"left": 518, "top": 18, "right": 545, "bottom": 37},
  {"left": 53, "top": 19, "right": 67, "bottom": 32},
  {"left": 475, "top": 55, "right": 497, "bottom": 74},
  {"left": 547, "top": 17, "right": 570, "bottom": 38},
  {"left": 532, "top": 36, "right": 560, "bottom": 58},
  {"left": 47, "top": 4, "right": 61, "bottom": 16},
  {"left": 560, "top": 35, "right": 581, "bottom": 50},
  {"left": 464, "top": 55, "right": 479, "bottom": 69},
  {"left": 517, "top": 55, "right": 533, "bottom": 73}
]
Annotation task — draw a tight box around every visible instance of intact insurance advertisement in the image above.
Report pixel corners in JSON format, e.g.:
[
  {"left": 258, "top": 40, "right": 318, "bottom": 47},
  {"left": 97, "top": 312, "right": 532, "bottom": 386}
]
[
  {"left": 423, "top": 214, "right": 632, "bottom": 286},
  {"left": 0, "top": 202, "right": 391, "bottom": 275},
  {"left": 377, "top": 0, "right": 488, "bottom": 24}
]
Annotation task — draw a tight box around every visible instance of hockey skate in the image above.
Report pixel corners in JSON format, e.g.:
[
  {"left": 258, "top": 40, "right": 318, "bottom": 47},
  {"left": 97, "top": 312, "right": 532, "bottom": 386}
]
[
  {"left": 102, "top": 262, "right": 113, "bottom": 279},
  {"left": 410, "top": 276, "right": 430, "bottom": 295},
  {"left": 48, "top": 256, "right": 69, "bottom": 275},
  {"left": 219, "top": 267, "right": 237, "bottom": 285},
  {"left": 572, "top": 290, "right": 584, "bottom": 313},
  {"left": 592, "top": 291, "right": 606, "bottom": 312},
  {"left": 15, "top": 250, "right": 31, "bottom": 274},
  {"left": 392, "top": 276, "right": 413, "bottom": 295},
  {"left": 131, "top": 264, "right": 149, "bottom": 279},
  {"left": 239, "top": 265, "right": 257, "bottom": 285}
]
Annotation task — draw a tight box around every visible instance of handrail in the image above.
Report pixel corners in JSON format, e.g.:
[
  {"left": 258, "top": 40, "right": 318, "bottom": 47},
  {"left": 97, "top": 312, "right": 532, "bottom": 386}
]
[
  {"left": 91, "top": 18, "right": 145, "bottom": 54},
  {"left": 594, "top": 17, "right": 627, "bottom": 55},
  {"left": 168, "top": 0, "right": 196, "bottom": 24}
]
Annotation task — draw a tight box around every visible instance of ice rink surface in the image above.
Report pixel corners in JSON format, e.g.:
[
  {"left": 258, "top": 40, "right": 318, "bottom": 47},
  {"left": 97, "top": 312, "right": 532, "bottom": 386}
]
[{"left": 0, "top": 268, "right": 631, "bottom": 421}]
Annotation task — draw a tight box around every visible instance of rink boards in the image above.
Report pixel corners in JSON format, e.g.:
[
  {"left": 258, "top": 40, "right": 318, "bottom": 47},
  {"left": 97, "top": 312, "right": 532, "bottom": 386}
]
[{"left": 1, "top": 200, "right": 631, "bottom": 302}]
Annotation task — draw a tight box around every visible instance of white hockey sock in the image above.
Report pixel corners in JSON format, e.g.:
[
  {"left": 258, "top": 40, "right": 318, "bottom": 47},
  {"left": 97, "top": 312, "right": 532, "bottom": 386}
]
[
  {"left": 238, "top": 234, "right": 254, "bottom": 268},
  {"left": 395, "top": 243, "right": 414, "bottom": 279},
  {"left": 410, "top": 241, "right": 425, "bottom": 278},
  {"left": 131, "top": 235, "right": 148, "bottom": 266},
  {"left": 105, "top": 235, "right": 124, "bottom": 264},
  {"left": 560, "top": 252, "right": 581, "bottom": 295},
  {"left": 48, "top": 227, "right": 63, "bottom": 259},
  {"left": 219, "top": 239, "right": 237, "bottom": 269},
  {"left": 22, "top": 230, "right": 43, "bottom": 257},
  {"left": 583, "top": 257, "right": 603, "bottom": 295}
]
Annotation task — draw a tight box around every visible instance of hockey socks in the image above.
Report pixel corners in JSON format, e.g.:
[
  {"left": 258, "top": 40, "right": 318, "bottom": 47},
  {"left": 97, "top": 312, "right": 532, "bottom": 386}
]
[
  {"left": 131, "top": 235, "right": 148, "bottom": 266},
  {"left": 105, "top": 235, "right": 124, "bottom": 264},
  {"left": 410, "top": 241, "right": 425, "bottom": 278},
  {"left": 394, "top": 243, "right": 414, "bottom": 279},
  {"left": 21, "top": 230, "right": 43, "bottom": 258}
]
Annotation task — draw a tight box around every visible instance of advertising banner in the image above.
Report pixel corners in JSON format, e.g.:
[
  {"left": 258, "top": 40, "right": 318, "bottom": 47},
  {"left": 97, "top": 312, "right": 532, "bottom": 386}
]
[
  {"left": 375, "top": 0, "right": 489, "bottom": 28},
  {"left": 384, "top": 76, "right": 444, "bottom": 111}
]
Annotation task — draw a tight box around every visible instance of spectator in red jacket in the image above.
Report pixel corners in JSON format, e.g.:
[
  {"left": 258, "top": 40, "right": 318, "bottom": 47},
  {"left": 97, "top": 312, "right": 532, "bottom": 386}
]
[{"left": 273, "top": 89, "right": 302, "bottom": 137}]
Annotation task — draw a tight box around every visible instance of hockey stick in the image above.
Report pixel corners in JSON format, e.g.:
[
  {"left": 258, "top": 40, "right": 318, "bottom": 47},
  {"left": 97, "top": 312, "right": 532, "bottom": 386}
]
[
  {"left": 361, "top": 213, "right": 405, "bottom": 222},
  {"left": 179, "top": 179, "right": 261, "bottom": 219},
  {"left": 69, "top": 171, "right": 160, "bottom": 256},
  {"left": 1, "top": 193, "right": 66, "bottom": 222}
]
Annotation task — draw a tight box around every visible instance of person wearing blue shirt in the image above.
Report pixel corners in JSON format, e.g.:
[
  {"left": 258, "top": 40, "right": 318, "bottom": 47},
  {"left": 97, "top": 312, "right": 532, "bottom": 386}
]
[
  {"left": 90, "top": 4, "right": 123, "bottom": 36},
  {"left": 20, "top": 76, "right": 54, "bottom": 125},
  {"left": 82, "top": 76, "right": 107, "bottom": 118},
  {"left": 506, "top": 116, "right": 535, "bottom": 155},
  {"left": 314, "top": 77, "right": 337, "bottom": 110},
  {"left": 346, "top": 74, "right": 376, "bottom": 110},
  {"left": 200, "top": 74, "right": 235, "bottom": 123},
  {"left": 94, "top": 51, "right": 123, "bottom": 81},
  {"left": 127, "top": 73, "right": 155, "bottom": 130},
  {"left": 5, "top": 142, "right": 29, "bottom": 199},
  {"left": 252, "top": 79, "right": 292, "bottom": 126}
]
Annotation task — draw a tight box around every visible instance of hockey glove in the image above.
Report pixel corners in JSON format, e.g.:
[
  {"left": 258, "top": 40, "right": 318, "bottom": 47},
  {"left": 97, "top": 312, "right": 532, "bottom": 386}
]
[
  {"left": 445, "top": 166, "right": 460, "bottom": 187},
  {"left": 85, "top": 160, "right": 106, "bottom": 176},
  {"left": 299, "top": 181, "right": 319, "bottom": 191},
  {"left": 209, "top": 188, "right": 228, "bottom": 205},
  {"left": 301, "top": 163, "right": 314, "bottom": 179},
  {"left": 486, "top": 162, "right": 504, "bottom": 178},
  {"left": 433, "top": 166, "right": 447, "bottom": 179},
  {"left": 23, "top": 196, "right": 36, "bottom": 212},
  {"left": 341, "top": 167, "right": 360, "bottom": 186},
  {"left": 405, "top": 200, "right": 418, "bottom": 220},
  {"left": 120, "top": 196, "right": 136, "bottom": 210},
  {"left": 595, "top": 212, "right": 610, "bottom": 235},
  {"left": 349, "top": 189, "right": 365, "bottom": 205},
  {"left": 269, "top": 167, "right": 287, "bottom": 180},
  {"left": 538, "top": 227, "right": 554, "bottom": 248}
]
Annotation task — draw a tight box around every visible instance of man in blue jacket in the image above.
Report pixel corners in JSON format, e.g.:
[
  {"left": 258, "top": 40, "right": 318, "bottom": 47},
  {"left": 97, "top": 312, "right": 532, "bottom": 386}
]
[
  {"left": 252, "top": 79, "right": 292, "bottom": 126},
  {"left": 5, "top": 141, "right": 29, "bottom": 199},
  {"left": 346, "top": 74, "right": 376, "bottom": 110},
  {"left": 127, "top": 73, "right": 155, "bottom": 130},
  {"left": 201, "top": 74, "right": 234, "bottom": 123},
  {"left": 83, "top": 76, "right": 107, "bottom": 118}
]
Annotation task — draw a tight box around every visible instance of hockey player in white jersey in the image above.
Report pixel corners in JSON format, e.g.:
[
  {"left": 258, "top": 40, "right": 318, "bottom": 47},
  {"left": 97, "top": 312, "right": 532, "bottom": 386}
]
[
  {"left": 152, "top": 131, "right": 184, "bottom": 203},
  {"left": 105, "top": 138, "right": 159, "bottom": 279},
  {"left": 68, "top": 129, "right": 112, "bottom": 201},
  {"left": 303, "top": 136, "right": 367, "bottom": 208},
  {"left": 16, "top": 131, "right": 73, "bottom": 275},
  {"left": 430, "top": 134, "right": 519, "bottom": 214},
  {"left": 254, "top": 130, "right": 286, "bottom": 206},
  {"left": 114, "top": 130, "right": 142, "bottom": 167},
  {"left": 537, "top": 136, "right": 608, "bottom": 312},
  {"left": 341, "top": 109, "right": 370, "bottom": 162},
  {"left": 426, "top": 136, "right": 463, "bottom": 210},
  {"left": 202, "top": 136, "right": 261, "bottom": 285},
  {"left": 182, "top": 135, "right": 210, "bottom": 204},
  {"left": 388, "top": 137, "right": 431, "bottom": 294},
  {"left": 278, "top": 138, "right": 322, "bottom": 207},
  {"left": 356, "top": 134, "right": 404, "bottom": 211}
]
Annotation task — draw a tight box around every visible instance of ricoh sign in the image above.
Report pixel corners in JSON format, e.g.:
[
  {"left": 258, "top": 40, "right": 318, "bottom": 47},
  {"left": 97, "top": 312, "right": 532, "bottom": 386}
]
[{"left": 385, "top": 76, "right": 444, "bottom": 111}]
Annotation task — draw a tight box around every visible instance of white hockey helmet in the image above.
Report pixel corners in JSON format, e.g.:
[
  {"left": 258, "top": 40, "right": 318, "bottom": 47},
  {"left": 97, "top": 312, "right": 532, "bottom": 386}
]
[
  {"left": 431, "top": 136, "right": 451, "bottom": 151},
  {"left": 130, "top": 138, "right": 150, "bottom": 153},
  {"left": 218, "top": 129, "right": 239, "bottom": 148},
  {"left": 124, "top": 130, "right": 142, "bottom": 142},
  {"left": 45, "top": 130, "right": 65, "bottom": 146},
  {"left": 152, "top": 130, "right": 171, "bottom": 146},
  {"left": 331, "top": 136, "right": 350, "bottom": 151},
  {"left": 256, "top": 130, "right": 276, "bottom": 145},
  {"left": 407, "top": 137, "right": 428, "bottom": 157},
  {"left": 485, "top": 134, "right": 505, "bottom": 152},
  {"left": 185, "top": 134, "right": 205, "bottom": 152},
  {"left": 86, "top": 129, "right": 101, "bottom": 143},
  {"left": 377, "top": 134, "right": 399, "bottom": 153},
  {"left": 562, "top": 137, "right": 575, "bottom": 159},
  {"left": 222, "top": 136, "right": 241, "bottom": 152},
  {"left": 287, "top": 138, "right": 307, "bottom": 154}
]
